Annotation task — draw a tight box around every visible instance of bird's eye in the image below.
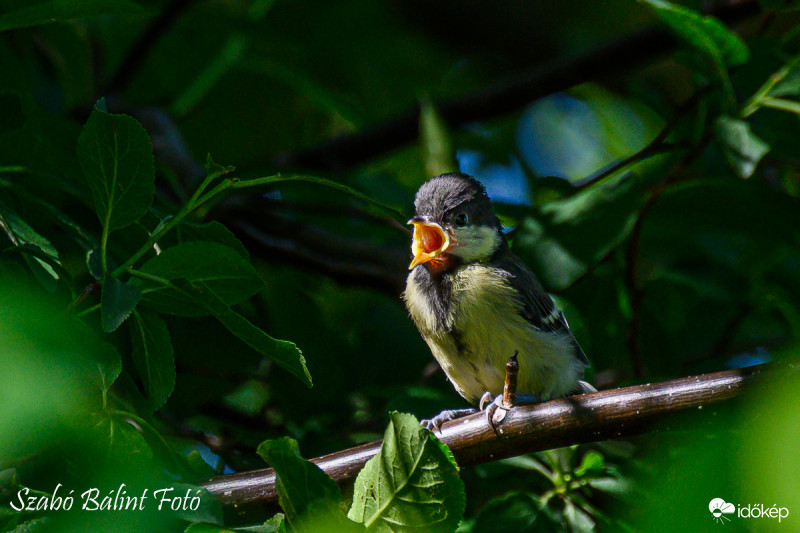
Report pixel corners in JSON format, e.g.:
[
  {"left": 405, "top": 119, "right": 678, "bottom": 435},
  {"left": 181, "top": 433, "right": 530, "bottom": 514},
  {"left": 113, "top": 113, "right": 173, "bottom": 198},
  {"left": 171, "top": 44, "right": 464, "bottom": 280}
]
[{"left": 454, "top": 213, "right": 468, "bottom": 227}]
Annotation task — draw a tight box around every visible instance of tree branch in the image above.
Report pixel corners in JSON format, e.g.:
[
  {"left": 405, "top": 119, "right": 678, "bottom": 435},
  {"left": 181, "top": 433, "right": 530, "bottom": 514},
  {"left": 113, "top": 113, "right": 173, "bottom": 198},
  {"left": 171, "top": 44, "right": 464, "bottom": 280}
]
[
  {"left": 271, "top": 1, "right": 759, "bottom": 172},
  {"left": 104, "top": 0, "right": 197, "bottom": 95},
  {"left": 201, "top": 364, "right": 764, "bottom": 524}
]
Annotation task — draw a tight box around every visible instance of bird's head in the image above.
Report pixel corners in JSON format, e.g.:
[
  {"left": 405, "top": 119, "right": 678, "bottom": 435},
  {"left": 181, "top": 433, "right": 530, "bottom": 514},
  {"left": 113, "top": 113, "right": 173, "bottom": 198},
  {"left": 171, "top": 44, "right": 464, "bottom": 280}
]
[{"left": 408, "top": 173, "right": 503, "bottom": 272}]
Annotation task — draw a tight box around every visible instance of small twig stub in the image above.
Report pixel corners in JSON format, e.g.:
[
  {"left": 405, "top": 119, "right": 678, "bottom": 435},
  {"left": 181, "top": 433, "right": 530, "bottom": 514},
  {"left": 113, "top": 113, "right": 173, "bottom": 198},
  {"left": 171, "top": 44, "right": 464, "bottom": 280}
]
[{"left": 503, "top": 351, "right": 519, "bottom": 408}]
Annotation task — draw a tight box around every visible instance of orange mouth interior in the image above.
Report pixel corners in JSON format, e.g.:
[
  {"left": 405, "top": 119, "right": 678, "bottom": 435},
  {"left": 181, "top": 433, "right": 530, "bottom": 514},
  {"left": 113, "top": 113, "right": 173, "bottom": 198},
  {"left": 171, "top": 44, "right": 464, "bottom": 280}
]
[{"left": 409, "top": 220, "right": 450, "bottom": 269}]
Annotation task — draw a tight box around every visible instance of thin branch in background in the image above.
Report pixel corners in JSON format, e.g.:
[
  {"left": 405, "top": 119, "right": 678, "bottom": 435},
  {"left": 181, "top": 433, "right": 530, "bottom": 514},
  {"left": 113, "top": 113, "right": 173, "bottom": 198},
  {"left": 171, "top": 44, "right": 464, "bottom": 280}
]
[
  {"left": 684, "top": 303, "right": 754, "bottom": 367},
  {"left": 624, "top": 130, "right": 716, "bottom": 376},
  {"left": 270, "top": 2, "right": 758, "bottom": 172},
  {"left": 104, "top": 0, "right": 197, "bottom": 95}
]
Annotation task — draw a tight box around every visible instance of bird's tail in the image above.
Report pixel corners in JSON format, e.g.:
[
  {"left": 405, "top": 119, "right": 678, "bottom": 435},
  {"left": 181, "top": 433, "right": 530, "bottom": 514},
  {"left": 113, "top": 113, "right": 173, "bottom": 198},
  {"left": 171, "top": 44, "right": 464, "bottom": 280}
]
[{"left": 577, "top": 380, "right": 597, "bottom": 394}]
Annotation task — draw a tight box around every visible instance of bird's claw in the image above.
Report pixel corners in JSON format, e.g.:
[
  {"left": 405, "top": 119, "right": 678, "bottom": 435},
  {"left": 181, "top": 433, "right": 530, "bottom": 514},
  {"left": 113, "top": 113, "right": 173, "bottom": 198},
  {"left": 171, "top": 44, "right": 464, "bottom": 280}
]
[
  {"left": 485, "top": 394, "right": 511, "bottom": 428},
  {"left": 421, "top": 393, "right": 543, "bottom": 435},
  {"left": 481, "top": 392, "right": 544, "bottom": 433},
  {"left": 420, "top": 408, "right": 477, "bottom": 434}
]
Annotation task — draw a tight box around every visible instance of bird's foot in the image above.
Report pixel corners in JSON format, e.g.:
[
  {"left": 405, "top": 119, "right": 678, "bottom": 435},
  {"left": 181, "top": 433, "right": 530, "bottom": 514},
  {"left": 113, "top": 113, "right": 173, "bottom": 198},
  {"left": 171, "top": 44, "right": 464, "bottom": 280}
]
[
  {"left": 420, "top": 408, "right": 477, "bottom": 434},
  {"left": 481, "top": 392, "right": 543, "bottom": 431}
]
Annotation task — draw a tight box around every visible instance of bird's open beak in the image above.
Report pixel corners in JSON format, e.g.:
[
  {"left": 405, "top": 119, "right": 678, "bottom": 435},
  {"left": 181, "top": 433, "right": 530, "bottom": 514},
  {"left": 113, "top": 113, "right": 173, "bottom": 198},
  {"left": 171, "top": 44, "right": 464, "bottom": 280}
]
[{"left": 408, "top": 216, "right": 450, "bottom": 269}]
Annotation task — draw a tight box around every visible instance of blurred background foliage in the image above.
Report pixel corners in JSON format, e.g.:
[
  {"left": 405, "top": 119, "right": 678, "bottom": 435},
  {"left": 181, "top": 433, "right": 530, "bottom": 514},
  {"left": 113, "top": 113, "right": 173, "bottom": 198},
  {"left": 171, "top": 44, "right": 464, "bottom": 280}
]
[{"left": 1, "top": 0, "right": 800, "bottom": 531}]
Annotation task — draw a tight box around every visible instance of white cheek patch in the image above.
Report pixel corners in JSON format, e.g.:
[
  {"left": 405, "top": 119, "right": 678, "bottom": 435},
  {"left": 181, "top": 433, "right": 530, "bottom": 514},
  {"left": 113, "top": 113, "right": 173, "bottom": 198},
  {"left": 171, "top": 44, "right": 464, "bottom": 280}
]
[{"left": 451, "top": 225, "right": 501, "bottom": 263}]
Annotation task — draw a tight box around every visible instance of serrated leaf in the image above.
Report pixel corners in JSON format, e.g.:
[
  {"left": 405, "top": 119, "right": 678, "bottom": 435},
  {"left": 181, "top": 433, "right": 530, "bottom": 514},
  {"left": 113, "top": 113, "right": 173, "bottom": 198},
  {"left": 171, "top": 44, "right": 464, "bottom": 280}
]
[
  {"left": 129, "top": 310, "right": 175, "bottom": 412},
  {"left": 101, "top": 276, "right": 141, "bottom": 332},
  {"left": 714, "top": 116, "right": 770, "bottom": 178},
  {"left": 257, "top": 438, "right": 361, "bottom": 533},
  {"left": 0, "top": 0, "right": 144, "bottom": 32},
  {"left": 135, "top": 241, "right": 262, "bottom": 316},
  {"left": 348, "top": 412, "right": 465, "bottom": 533},
  {"left": 172, "top": 279, "right": 311, "bottom": 387},
  {"left": 77, "top": 109, "right": 155, "bottom": 234},
  {"left": 640, "top": 0, "right": 749, "bottom": 67}
]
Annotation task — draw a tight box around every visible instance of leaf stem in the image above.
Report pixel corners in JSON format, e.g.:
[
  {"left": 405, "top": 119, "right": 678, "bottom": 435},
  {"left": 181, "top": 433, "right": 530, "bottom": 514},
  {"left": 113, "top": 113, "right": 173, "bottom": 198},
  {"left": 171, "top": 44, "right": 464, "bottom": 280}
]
[
  {"left": 196, "top": 174, "right": 408, "bottom": 222},
  {"left": 740, "top": 58, "right": 800, "bottom": 118},
  {"left": 760, "top": 97, "right": 800, "bottom": 115},
  {"left": 76, "top": 303, "right": 101, "bottom": 317},
  {"left": 114, "top": 173, "right": 406, "bottom": 277},
  {"left": 127, "top": 268, "right": 172, "bottom": 285}
]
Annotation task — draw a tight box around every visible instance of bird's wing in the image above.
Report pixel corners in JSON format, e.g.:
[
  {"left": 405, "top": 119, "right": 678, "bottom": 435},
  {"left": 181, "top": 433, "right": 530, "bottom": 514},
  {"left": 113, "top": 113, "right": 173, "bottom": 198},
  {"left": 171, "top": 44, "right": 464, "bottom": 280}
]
[{"left": 494, "top": 251, "right": 590, "bottom": 366}]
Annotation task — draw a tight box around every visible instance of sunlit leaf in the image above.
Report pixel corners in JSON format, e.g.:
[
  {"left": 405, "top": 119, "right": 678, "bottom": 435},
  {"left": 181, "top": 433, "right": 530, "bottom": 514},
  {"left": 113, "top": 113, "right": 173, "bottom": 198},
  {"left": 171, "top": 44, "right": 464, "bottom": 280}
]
[
  {"left": 348, "top": 412, "right": 465, "bottom": 532},
  {"left": 714, "top": 116, "right": 770, "bottom": 178},
  {"left": 640, "top": 0, "right": 749, "bottom": 67},
  {"left": 257, "top": 437, "right": 360, "bottom": 533},
  {"left": 575, "top": 450, "right": 605, "bottom": 477}
]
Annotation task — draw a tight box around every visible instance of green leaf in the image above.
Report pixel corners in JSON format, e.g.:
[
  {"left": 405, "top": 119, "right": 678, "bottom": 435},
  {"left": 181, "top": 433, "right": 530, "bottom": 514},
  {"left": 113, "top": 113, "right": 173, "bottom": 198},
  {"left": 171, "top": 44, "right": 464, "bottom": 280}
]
[
  {"left": 419, "top": 100, "right": 458, "bottom": 177},
  {"left": 129, "top": 310, "right": 176, "bottom": 412},
  {"left": 184, "top": 524, "right": 236, "bottom": 533},
  {"left": 0, "top": 0, "right": 144, "bottom": 33},
  {"left": 224, "top": 380, "right": 270, "bottom": 416},
  {"left": 172, "top": 279, "right": 311, "bottom": 387},
  {"left": 513, "top": 174, "right": 646, "bottom": 291},
  {"left": 714, "top": 116, "right": 770, "bottom": 179},
  {"left": 348, "top": 412, "right": 466, "bottom": 533},
  {"left": 135, "top": 241, "right": 263, "bottom": 317},
  {"left": 640, "top": 0, "right": 747, "bottom": 108},
  {"left": 168, "top": 484, "right": 224, "bottom": 526},
  {"left": 174, "top": 221, "right": 250, "bottom": 260},
  {"left": 86, "top": 248, "right": 104, "bottom": 280},
  {"left": 471, "top": 492, "right": 559, "bottom": 533},
  {"left": 186, "top": 515, "right": 287, "bottom": 533},
  {"left": 640, "top": 0, "right": 749, "bottom": 67},
  {"left": 90, "top": 339, "right": 122, "bottom": 397},
  {"left": 575, "top": 450, "right": 605, "bottom": 477},
  {"left": 4, "top": 517, "right": 50, "bottom": 532},
  {"left": 77, "top": 109, "right": 155, "bottom": 234},
  {"left": 0, "top": 200, "right": 61, "bottom": 289},
  {"left": 257, "top": 438, "right": 360, "bottom": 533},
  {"left": 186, "top": 450, "right": 215, "bottom": 478},
  {"left": 261, "top": 514, "right": 288, "bottom": 533},
  {"left": 101, "top": 276, "right": 141, "bottom": 332},
  {"left": 770, "top": 64, "right": 800, "bottom": 98}
]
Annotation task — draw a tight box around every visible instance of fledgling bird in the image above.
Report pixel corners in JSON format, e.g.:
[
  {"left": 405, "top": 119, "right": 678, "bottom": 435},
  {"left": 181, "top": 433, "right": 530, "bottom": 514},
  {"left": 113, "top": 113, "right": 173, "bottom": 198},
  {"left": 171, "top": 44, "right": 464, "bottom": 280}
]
[{"left": 403, "top": 173, "right": 595, "bottom": 431}]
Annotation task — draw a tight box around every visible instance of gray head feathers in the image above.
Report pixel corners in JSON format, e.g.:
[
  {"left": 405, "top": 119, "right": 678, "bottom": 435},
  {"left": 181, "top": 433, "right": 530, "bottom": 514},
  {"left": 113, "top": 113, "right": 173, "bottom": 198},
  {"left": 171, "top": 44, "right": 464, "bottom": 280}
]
[{"left": 414, "top": 173, "right": 499, "bottom": 230}]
